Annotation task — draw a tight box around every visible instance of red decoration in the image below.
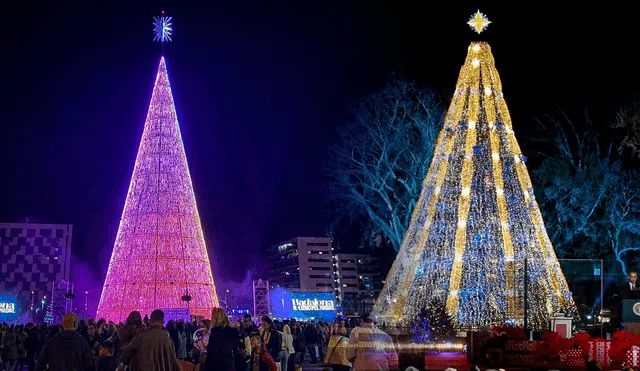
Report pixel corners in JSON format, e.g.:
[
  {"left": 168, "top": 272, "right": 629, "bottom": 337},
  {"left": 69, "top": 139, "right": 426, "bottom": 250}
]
[
  {"left": 588, "top": 339, "right": 611, "bottom": 367},
  {"left": 535, "top": 331, "right": 564, "bottom": 363},
  {"left": 626, "top": 345, "right": 640, "bottom": 367},
  {"left": 559, "top": 348, "right": 585, "bottom": 367},
  {"left": 425, "top": 353, "right": 467, "bottom": 369}
]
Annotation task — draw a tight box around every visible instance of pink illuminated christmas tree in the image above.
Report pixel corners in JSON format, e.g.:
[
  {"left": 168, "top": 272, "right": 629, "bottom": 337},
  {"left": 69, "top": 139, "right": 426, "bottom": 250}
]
[{"left": 96, "top": 57, "right": 219, "bottom": 322}]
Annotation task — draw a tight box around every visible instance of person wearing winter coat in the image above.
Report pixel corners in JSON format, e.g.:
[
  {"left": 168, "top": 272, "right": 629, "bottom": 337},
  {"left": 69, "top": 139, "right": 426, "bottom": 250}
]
[
  {"left": 119, "top": 309, "right": 181, "bottom": 371},
  {"left": 38, "top": 313, "right": 95, "bottom": 371},
  {"left": 290, "top": 319, "right": 306, "bottom": 368},
  {"left": 303, "top": 321, "right": 319, "bottom": 363},
  {"left": 97, "top": 341, "right": 117, "bottom": 371},
  {"left": 25, "top": 325, "right": 39, "bottom": 371},
  {"left": 249, "top": 335, "right": 277, "bottom": 371},
  {"left": 203, "top": 308, "right": 240, "bottom": 371},
  {"left": 260, "top": 317, "right": 282, "bottom": 364},
  {"left": 115, "top": 310, "right": 146, "bottom": 359},
  {"left": 324, "top": 326, "right": 351, "bottom": 371},
  {"left": 176, "top": 322, "right": 188, "bottom": 360}
]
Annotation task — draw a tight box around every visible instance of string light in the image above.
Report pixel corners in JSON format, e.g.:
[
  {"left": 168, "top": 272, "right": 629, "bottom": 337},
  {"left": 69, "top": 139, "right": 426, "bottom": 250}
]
[
  {"left": 97, "top": 57, "right": 219, "bottom": 322},
  {"left": 371, "top": 41, "right": 575, "bottom": 330}
]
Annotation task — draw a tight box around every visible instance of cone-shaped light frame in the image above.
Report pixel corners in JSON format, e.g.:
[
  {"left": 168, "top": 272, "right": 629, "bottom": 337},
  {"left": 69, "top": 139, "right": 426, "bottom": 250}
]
[
  {"left": 97, "top": 57, "right": 219, "bottom": 322},
  {"left": 371, "top": 42, "right": 575, "bottom": 329}
]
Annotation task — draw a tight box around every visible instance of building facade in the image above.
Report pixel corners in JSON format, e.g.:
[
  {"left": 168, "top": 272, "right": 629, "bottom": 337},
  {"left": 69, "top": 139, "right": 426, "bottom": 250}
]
[
  {"left": 334, "top": 254, "right": 381, "bottom": 316},
  {"left": 265, "top": 237, "right": 382, "bottom": 316},
  {"left": 0, "top": 222, "right": 73, "bottom": 318},
  {"left": 265, "top": 237, "right": 334, "bottom": 292}
]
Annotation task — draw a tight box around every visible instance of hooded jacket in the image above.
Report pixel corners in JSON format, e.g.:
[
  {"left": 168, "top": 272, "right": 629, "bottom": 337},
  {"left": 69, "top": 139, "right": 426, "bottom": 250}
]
[{"left": 38, "top": 330, "right": 95, "bottom": 371}]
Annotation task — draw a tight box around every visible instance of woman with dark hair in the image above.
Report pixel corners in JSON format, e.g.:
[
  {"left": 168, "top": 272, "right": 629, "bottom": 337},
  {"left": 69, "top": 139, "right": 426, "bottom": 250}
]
[
  {"left": 176, "top": 322, "right": 187, "bottom": 360},
  {"left": 115, "top": 311, "right": 145, "bottom": 357},
  {"left": 167, "top": 321, "right": 182, "bottom": 358},
  {"left": 260, "top": 316, "right": 281, "bottom": 364}
]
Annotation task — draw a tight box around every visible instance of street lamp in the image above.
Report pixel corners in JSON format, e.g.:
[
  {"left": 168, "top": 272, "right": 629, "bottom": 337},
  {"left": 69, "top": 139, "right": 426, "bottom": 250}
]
[
  {"left": 181, "top": 292, "right": 192, "bottom": 320},
  {"left": 85, "top": 291, "right": 88, "bottom": 317}
]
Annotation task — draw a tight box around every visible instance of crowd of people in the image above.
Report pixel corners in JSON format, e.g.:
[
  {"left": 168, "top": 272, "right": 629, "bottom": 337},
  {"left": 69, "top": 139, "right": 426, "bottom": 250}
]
[{"left": 0, "top": 308, "right": 398, "bottom": 371}]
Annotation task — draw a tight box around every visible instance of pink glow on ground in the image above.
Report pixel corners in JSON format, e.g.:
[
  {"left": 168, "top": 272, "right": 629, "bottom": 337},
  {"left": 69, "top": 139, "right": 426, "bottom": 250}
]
[{"left": 96, "top": 57, "right": 219, "bottom": 322}]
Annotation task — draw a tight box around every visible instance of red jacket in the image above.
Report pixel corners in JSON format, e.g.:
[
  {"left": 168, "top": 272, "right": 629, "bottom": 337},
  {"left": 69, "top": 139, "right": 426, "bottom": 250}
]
[{"left": 251, "top": 345, "right": 278, "bottom": 371}]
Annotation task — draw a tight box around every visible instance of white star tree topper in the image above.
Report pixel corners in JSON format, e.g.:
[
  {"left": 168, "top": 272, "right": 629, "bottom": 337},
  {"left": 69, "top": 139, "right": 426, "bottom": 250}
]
[{"left": 467, "top": 10, "right": 491, "bottom": 34}]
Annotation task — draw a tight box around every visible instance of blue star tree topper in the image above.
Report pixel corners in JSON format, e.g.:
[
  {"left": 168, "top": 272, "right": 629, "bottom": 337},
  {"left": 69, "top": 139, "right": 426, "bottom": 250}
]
[{"left": 153, "top": 10, "right": 173, "bottom": 42}]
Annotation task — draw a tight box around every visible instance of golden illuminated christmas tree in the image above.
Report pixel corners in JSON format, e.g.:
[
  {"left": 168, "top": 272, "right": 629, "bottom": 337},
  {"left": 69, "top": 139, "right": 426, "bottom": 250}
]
[{"left": 371, "top": 12, "right": 575, "bottom": 329}]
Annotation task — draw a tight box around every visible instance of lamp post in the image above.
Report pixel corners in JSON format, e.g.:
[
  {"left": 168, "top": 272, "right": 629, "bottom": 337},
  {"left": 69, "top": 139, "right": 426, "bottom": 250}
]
[
  {"left": 85, "top": 291, "right": 88, "bottom": 318},
  {"left": 225, "top": 289, "right": 229, "bottom": 309},
  {"left": 30, "top": 291, "right": 34, "bottom": 312},
  {"left": 181, "top": 292, "right": 192, "bottom": 321}
]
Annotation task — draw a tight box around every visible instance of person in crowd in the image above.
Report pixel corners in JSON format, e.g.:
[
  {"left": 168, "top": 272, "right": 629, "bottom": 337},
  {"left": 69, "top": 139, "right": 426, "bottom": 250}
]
[
  {"left": 119, "top": 309, "right": 181, "bottom": 371},
  {"left": 2, "top": 326, "right": 18, "bottom": 371},
  {"left": 324, "top": 325, "right": 351, "bottom": 371},
  {"left": 203, "top": 307, "right": 240, "bottom": 371},
  {"left": 167, "top": 320, "right": 182, "bottom": 359},
  {"left": 260, "top": 316, "right": 282, "bottom": 364},
  {"left": 38, "top": 312, "right": 95, "bottom": 371},
  {"left": 25, "top": 323, "right": 39, "bottom": 371},
  {"left": 49, "top": 325, "right": 61, "bottom": 340},
  {"left": 97, "top": 340, "right": 117, "bottom": 371},
  {"left": 115, "top": 310, "right": 145, "bottom": 359},
  {"left": 303, "top": 320, "right": 318, "bottom": 363},
  {"left": 176, "top": 321, "right": 188, "bottom": 361},
  {"left": 234, "top": 321, "right": 251, "bottom": 371},
  {"left": 620, "top": 271, "right": 639, "bottom": 299},
  {"left": 249, "top": 335, "right": 278, "bottom": 371},
  {"left": 194, "top": 319, "right": 212, "bottom": 363},
  {"left": 16, "top": 325, "right": 27, "bottom": 371},
  {"left": 242, "top": 314, "right": 258, "bottom": 337},
  {"left": 281, "top": 324, "right": 294, "bottom": 371},
  {"left": 346, "top": 316, "right": 398, "bottom": 371},
  {"left": 315, "top": 321, "right": 326, "bottom": 361},
  {"left": 85, "top": 322, "right": 102, "bottom": 359},
  {"left": 290, "top": 319, "right": 306, "bottom": 371},
  {"left": 96, "top": 319, "right": 107, "bottom": 339}
]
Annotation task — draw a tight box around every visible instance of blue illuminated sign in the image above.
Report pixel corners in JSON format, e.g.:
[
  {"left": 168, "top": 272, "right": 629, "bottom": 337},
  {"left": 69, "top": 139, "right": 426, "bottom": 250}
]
[
  {"left": 270, "top": 289, "right": 335, "bottom": 321},
  {"left": 0, "top": 295, "right": 19, "bottom": 321}
]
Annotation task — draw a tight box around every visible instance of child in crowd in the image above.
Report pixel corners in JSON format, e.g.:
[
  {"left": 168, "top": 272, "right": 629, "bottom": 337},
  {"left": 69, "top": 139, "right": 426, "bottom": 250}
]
[{"left": 97, "top": 340, "right": 117, "bottom": 371}]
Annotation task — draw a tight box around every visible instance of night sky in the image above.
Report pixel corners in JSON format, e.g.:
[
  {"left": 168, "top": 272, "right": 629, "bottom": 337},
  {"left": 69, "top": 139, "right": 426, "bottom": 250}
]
[{"left": 3, "top": 2, "right": 640, "bottom": 286}]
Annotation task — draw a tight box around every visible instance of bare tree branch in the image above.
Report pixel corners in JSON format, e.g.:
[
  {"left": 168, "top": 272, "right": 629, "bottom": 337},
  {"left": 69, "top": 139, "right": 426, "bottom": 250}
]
[
  {"left": 325, "top": 78, "right": 444, "bottom": 251},
  {"left": 534, "top": 107, "right": 640, "bottom": 274}
]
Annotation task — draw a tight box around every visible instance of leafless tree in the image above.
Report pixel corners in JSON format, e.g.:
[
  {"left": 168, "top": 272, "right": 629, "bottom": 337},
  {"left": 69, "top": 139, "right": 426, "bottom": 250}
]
[
  {"left": 534, "top": 107, "right": 640, "bottom": 274},
  {"left": 614, "top": 97, "right": 640, "bottom": 158},
  {"left": 325, "top": 78, "right": 444, "bottom": 252},
  {"left": 602, "top": 170, "right": 640, "bottom": 275},
  {"left": 533, "top": 109, "right": 615, "bottom": 258}
]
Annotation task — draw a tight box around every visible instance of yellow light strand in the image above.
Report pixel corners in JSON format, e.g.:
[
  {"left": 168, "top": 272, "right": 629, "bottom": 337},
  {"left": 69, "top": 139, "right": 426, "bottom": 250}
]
[
  {"left": 490, "top": 65, "right": 569, "bottom": 311},
  {"left": 377, "top": 78, "right": 468, "bottom": 323},
  {"left": 445, "top": 51, "right": 480, "bottom": 318},
  {"left": 480, "top": 52, "right": 517, "bottom": 321}
]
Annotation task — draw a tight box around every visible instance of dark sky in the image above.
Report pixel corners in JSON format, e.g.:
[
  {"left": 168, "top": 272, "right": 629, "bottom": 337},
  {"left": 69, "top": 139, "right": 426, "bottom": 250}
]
[{"left": 3, "top": 1, "right": 640, "bottom": 284}]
